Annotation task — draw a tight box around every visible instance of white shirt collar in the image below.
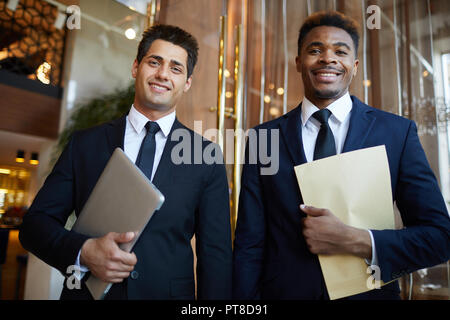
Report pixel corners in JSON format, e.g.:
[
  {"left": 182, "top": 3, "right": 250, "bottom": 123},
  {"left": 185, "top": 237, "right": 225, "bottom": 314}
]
[
  {"left": 128, "top": 104, "right": 175, "bottom": 138},
  {"left": 301, "top": 92, "right": 352, "bottom": 127}
]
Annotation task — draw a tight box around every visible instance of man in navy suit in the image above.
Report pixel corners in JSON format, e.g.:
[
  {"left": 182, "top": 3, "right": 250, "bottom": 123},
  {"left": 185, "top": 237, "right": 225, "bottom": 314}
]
[
  {"left": 20, "top": 25, "right": 232, "bottom": 300},
  {"left": 233, "top": 11, "right": 450, "bottom": 300}
]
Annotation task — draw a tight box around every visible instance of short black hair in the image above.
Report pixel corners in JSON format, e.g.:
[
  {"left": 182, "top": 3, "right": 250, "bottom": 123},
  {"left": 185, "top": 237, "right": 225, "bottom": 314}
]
[
  {"left": 136, "top": 24, "right": 199, "bottom": 78},
  {"left": 298, "top": 11, "right": 360, "bottom": 55}
]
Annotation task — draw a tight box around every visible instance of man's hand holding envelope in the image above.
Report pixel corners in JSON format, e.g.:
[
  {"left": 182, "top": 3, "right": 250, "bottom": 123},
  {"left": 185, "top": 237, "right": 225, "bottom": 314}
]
[
  {"left": 294, "top": 145, "right": 395, "bottom": 300},
  {"left": 300, "top": 204, "right": 372, "bottom": 260}
]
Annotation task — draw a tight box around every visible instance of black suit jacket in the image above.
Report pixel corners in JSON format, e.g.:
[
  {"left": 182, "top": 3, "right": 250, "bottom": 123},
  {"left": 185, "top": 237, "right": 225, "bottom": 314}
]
[
  {"left": 233, "top": 96, "right": 450, "bottom": 300},
  {"left": 19, "top": 115, "right": 233, "bottom": 300}
]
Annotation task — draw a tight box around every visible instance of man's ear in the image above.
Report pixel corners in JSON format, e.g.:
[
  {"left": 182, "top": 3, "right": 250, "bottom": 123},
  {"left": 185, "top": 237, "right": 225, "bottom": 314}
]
[
  {"left": 184, "top": 76, "right": 192, "bottom": 92},
  {"left": 353, "top": 59, "right": 359, "bottom": 77},
  {"left": 295, "top": 56, "right": 302, "bottom": 73},
  {"left": 131, "top": 59, "right": 139, "bottom": 78}
]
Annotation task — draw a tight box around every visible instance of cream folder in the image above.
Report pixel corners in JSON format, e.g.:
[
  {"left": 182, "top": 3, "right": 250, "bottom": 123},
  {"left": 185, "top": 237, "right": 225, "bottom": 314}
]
[{"left": 294, "top": 145, "right": 395, "bottom": 300}]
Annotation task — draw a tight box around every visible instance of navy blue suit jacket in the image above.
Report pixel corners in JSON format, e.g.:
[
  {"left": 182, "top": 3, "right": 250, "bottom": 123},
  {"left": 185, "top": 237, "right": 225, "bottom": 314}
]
[
  {"left": 20, "top": 115, "right": 232, "bottom": 300},
  {"left": 233, "top": 96, "right": 450, "bottom": 299}
]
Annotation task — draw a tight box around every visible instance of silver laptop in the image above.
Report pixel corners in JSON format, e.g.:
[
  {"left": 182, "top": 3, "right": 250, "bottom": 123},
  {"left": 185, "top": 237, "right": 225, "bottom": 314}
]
[{"left": 71, "top": 147, "right": 165, "bottom": 300}]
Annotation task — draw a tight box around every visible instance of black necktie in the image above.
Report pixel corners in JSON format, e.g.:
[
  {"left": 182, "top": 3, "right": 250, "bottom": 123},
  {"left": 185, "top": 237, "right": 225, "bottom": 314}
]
[
  {"left": 312, "top": 109, "right": 336, "bottom": 160},
  {"left": 135, "top": 121, "right": 160, "bottom": 181}
]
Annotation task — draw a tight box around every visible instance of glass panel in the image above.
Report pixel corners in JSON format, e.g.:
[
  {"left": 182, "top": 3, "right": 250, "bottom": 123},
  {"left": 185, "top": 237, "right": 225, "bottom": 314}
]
[{"left": 361, "top": 0, "right": 449, "bottom": 300}]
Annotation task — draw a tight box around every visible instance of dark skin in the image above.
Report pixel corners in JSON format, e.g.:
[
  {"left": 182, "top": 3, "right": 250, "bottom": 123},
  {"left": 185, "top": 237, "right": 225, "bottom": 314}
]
[
  {"left": 296, "top": 26, "right": 371, "bottom": 260},
  {"left": 296, "top": 26, "right": 359, "bottom": 109}
]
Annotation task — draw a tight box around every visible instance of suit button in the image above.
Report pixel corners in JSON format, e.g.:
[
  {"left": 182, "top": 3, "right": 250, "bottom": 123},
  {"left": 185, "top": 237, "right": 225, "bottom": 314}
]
[{"left": 130, "top": 271, "right": 139, "bottom": 280}]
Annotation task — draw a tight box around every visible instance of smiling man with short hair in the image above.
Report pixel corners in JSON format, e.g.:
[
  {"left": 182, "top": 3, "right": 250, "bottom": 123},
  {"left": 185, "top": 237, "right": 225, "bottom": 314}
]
[
  {"left": 233, "top": 11, "right": 450, "bottom": 300},
  {"left": 20, "top": 24, "right": 232, "bottom": 300}
]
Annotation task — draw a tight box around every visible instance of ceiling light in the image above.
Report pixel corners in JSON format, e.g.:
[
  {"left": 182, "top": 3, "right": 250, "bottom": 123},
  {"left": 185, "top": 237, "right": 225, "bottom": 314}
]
[
  {"left": 0, "top": 169, "right": 11, "bottom": 175},
  {"left": 125, "top": 28, "right": 137, "bottom": 40},
  {"left": 30, "top": 152, "right": 39, "bottom": 165},
  {"left": 37, "top": 62, "right": 51, "bottom": 85},
  {"left": 16, "top": 150, "right": 25, "bottom": 163}
]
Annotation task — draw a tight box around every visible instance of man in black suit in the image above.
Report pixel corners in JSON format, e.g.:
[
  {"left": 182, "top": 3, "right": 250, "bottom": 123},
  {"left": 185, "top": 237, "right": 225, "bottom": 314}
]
[
  {"left": 233, "top": 11, "right": 450, "bottom": 299},
  {"left": 20, "top": 25, "right": 232, "bottom": 300}
]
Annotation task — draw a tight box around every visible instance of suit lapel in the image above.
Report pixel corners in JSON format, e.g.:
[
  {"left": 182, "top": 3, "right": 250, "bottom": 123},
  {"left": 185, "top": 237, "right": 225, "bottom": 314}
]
[
  {"left": 105, "top": 115, "right": 127, "bottom": 154},
  {"left": 279, "top": 103, "right": 307, "bottom": 166},
  {"left": 342, "top": 96, "right": 376, "bottom": 152}
]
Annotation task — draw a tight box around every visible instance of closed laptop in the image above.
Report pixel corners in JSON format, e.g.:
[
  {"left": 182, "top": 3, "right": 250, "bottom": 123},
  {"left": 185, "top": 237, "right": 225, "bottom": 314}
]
[{"left": 72, "top": 147, "right": 165, "bottom": 299}]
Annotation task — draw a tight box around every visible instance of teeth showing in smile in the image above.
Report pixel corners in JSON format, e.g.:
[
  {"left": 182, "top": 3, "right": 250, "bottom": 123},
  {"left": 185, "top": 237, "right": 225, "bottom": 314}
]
[
  {"left": 150, "top": 83, "right": 169, "bottom": 90},
  {"left": 316, "top": 73, "right": 338, "bottom": 77}
]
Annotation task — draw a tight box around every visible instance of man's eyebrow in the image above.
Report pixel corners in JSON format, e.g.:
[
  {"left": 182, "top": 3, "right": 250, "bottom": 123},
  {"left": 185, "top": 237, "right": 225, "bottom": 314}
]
[
  {"left": 333, "top": 42, "right": 352, "bottom": 51},
  {"left": 171, "top": 60, "right": 185, "bottom": 68},
  {"left": 148, "top": 54, "right": 163, "bottom": 61},
  {"left": 306, "top": 41, "right": 324, "bottom": 49},
  {"left": 148, "top": 55, "right": 185, "bottom": 69},
  {"left": 305, "top": 41, "right": 352, "bottom": 51}
]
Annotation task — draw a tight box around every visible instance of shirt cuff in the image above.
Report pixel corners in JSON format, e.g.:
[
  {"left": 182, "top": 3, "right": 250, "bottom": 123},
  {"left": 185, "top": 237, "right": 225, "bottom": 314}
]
[
  {"left": 364, "top": 230, "right": 379, "bottom": 267},
  {"left": 74, "top": 249, "right": 89, "bottom": 280}
]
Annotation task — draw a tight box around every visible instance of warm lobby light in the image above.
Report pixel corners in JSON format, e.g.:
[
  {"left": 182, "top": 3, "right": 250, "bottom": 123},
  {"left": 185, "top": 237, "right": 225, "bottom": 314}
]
[
  {"left": 0, "top": 169, "right": 11, "bottom": 175},
  {"left": 16, "top": 150, "right": 25, "bottom": 163},
  {"left": 37, "top": 62, "right": 51, "bottom": 85},
  {"left": 30, "top": 152, "right": 39, "bottom": 165},
  {"left": 269, "top": 107, "right": 280, "bottom": 117},
  {"left": 276, "top": 87, "right": 284, "bottom": 95}
]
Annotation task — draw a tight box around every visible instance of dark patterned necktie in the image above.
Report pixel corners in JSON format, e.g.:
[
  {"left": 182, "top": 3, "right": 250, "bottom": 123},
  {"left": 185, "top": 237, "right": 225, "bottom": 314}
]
[
  {"left": 135, "top": 121, "right": 160, "bottom": 181},
  {"left": 312, "top": 109, "right": 336, "bottom": 160}
]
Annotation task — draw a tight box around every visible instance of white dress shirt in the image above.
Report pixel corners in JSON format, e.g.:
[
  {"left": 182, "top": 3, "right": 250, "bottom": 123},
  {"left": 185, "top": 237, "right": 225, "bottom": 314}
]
[
  {"left": 301, "top": 92, "right": 378, "bottom": 266},
  {"left": 74, "top": 105, "right": 175, "bottom": 277},
  {"left": 124, "top": 104, "right": 175, "bottom": 181}
]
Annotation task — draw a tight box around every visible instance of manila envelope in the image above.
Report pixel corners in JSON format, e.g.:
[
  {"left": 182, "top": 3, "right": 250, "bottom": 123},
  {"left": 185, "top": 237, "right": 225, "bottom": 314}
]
[{"left": 294, "top": 145, "right": 395, "bottom": 300}]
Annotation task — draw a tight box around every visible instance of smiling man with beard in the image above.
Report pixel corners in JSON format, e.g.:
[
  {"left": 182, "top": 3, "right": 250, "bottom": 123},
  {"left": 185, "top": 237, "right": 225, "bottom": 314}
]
[{"left": 233, "top": 11, "right": 450, "bottom": 300}]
